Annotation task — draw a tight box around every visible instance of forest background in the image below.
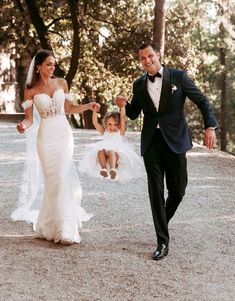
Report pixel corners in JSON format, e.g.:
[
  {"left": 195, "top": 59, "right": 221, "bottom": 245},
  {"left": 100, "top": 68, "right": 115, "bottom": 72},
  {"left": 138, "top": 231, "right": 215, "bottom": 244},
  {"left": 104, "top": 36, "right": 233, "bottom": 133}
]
[{"left": 0, "top": 0, "right": 234, "bottom": 154}]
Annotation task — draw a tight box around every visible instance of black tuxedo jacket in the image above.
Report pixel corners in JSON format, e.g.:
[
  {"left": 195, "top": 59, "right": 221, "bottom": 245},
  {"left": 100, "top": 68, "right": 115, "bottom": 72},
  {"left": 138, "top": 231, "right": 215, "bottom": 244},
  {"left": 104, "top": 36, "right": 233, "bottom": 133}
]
[{"left": 126, "top": 67, "right": 217, "bottom": 155}]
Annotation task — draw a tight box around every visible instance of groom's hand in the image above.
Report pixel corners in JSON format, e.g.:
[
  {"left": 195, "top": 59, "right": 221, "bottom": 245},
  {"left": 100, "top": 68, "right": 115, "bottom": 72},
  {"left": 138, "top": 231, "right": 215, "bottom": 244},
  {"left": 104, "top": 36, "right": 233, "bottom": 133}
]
[
  {"left": 116, "top": 95, "right": 127, "bottom": 107},
  {"left": 204, "top": 128, "right": 217, "bottom": 149}
]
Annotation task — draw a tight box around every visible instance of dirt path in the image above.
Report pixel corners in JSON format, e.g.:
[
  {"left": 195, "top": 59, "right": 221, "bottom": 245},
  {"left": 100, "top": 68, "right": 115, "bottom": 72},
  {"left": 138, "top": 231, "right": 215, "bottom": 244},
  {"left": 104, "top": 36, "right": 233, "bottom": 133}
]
[{"left": 0, "top": 122, "right": 234, "bottom": 301}]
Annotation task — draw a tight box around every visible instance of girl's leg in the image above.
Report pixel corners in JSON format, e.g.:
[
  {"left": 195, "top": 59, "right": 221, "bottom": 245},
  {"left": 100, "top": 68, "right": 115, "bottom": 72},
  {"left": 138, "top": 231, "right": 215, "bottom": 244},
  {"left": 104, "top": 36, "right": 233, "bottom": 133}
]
[
  {"left": 107, "top": 151, "right": 119, "bottom": 179},
  {"left": 98, "top": 150, "right": 107, "bottom": 168},
  {"left": 98, "top": 150, "right": 108, "bottom": 177},
  {"left": 106, "top": 151, "right": 119, "bottom": 169}
]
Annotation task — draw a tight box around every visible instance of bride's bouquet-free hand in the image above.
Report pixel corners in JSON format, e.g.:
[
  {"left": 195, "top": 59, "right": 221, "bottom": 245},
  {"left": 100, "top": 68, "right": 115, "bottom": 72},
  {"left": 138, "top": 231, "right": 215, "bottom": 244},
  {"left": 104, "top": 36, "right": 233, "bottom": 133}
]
[
  {"left": 91, "top": 103, "right": 100, "bottom": 112},
  {"left": 17, "top": 122, "right": 26, "bottom": 133}
]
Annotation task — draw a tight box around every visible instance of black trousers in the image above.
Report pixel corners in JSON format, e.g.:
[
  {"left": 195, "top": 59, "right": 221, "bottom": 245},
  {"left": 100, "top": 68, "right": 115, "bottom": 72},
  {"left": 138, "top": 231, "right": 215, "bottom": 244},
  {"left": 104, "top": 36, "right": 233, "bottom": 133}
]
[{"left": 143, "top": 129, "right": 188, "bottom": 245}]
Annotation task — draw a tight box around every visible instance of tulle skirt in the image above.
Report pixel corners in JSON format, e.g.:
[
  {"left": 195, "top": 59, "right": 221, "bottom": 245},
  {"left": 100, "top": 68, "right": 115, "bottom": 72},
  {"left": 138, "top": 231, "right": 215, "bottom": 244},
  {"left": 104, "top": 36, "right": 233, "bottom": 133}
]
[{"left": 79, "top": 131, "right": 145, "bottom": 181}]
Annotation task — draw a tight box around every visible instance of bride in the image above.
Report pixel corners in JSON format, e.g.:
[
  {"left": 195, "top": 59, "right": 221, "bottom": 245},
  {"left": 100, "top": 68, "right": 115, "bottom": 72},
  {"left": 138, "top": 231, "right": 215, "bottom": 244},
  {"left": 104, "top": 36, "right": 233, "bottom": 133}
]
[{"left": 12, "top": 49, "right": 99, "bottom": 245}]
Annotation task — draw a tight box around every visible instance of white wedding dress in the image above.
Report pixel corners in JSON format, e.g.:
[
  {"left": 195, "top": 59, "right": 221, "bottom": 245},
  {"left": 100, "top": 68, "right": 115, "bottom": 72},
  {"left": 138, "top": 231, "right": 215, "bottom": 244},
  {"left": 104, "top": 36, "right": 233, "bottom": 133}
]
[{"left": 11, "top": 89, "right": 93, "bottom": 243}]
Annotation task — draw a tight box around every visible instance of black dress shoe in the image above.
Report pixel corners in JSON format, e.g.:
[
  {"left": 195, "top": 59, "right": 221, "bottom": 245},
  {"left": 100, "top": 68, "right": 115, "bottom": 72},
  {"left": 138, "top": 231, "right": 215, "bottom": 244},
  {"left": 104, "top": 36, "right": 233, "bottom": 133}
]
[{"left": 152, "top": 244, "right": 169, "bottom": 260}]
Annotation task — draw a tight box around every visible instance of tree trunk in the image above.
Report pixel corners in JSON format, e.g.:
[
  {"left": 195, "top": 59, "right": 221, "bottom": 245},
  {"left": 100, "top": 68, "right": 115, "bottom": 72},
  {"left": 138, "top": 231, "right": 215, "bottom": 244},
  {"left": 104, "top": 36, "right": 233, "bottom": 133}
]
[
  {"left": 153, "top": 0, "right": 166, "bottom": 58},
  {"left": 218, "top": 0, "right": 227, "bottom": 151},
  {"left": 66, "top": 0, "right": 80, "bottom": 89},
  {"left": 15, "top": 52, "right": 31, "bottom": 110},
  {"left": 195, "top": 0, "right": 208, "bottom": 94},
  {"left": 24, "top": 0, "right": 52, "bottom": 51},
  {"left": 24, "top": 0, "right": 64, "bottom": 77}
]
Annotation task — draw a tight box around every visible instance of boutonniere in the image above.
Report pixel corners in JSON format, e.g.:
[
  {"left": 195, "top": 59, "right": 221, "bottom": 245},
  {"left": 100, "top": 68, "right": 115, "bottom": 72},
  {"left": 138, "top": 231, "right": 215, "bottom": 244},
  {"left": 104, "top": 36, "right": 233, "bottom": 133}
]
[{"left": 171, "top": 84, "right": 177, "bottom": 94}]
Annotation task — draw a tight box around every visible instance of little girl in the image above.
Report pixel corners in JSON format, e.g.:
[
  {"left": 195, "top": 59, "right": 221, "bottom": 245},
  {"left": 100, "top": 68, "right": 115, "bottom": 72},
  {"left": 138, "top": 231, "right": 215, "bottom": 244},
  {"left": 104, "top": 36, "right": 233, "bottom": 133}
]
[{"left": 78, "top": 106, "right": 144, "bottom": 181}]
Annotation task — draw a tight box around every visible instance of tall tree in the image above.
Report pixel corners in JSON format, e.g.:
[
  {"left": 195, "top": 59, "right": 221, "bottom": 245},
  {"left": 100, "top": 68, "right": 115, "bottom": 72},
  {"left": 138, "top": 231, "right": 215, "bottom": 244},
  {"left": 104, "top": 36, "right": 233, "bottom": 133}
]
[
  {"left": 153, "top": 0, "right": 166, "bottom": 57},
  {"left": 218, "top": 0, "right": 228, "bottom": 151},
  {"left": 66, "top": 0, "right": 80, "bottom": 88},
  {"left": 24, "top": 0, "right": 67, "bottom": 80}
]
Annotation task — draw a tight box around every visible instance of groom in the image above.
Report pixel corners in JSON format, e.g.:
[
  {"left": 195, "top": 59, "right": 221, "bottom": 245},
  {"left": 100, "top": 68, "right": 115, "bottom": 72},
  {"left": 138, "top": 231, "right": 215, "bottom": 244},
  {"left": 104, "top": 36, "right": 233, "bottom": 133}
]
[{"left": 116, "top": 42, "right": 217, "bottom": 260}]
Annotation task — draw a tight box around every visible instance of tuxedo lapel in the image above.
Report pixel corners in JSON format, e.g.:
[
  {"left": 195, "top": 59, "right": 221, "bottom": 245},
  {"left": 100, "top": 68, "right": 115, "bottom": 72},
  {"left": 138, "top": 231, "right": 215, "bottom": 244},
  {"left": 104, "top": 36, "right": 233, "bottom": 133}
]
[
  {"left": 158, "top": 68, "right": 171, "bottom": 113},
  {"left": 140, "top": 74, "right": 158, "bottom": 114}
]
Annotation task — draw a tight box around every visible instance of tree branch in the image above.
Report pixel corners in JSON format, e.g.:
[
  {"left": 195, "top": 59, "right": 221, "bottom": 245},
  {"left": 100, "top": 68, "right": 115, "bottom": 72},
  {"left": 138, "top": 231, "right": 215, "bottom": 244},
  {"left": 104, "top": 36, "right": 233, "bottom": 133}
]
[
  {"left": 46, "top": 16, "right": 70, "bottom": 29},
  {"left": 24, "top": 0, "right": 65, "bottom": 76},
  {"left": 86, "top": 12, "right": 133, "bottom": 33},
  {"left": 13, "top": 0, "right": 24, "bottom": 13},
  {"left": 24, "top": 0, "right": 52, "bottom": 50},
  {"left": 65, "top": 0, "right": 80, "bottom": 88}
]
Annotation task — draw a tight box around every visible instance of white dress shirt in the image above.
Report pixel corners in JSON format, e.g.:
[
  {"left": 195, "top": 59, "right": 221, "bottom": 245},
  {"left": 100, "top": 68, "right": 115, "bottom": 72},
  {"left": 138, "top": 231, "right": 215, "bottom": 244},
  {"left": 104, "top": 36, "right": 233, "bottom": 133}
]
[{"left": 147, "top": 66, "right": 163, "bottom": 112}]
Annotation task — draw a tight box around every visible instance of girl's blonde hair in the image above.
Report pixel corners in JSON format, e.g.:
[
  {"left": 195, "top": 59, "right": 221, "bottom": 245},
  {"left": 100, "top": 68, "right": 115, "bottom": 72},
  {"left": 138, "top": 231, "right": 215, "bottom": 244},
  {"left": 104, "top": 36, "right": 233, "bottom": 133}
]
[{"left": 102, "top": 111, "right": 120, "bottom": 128}]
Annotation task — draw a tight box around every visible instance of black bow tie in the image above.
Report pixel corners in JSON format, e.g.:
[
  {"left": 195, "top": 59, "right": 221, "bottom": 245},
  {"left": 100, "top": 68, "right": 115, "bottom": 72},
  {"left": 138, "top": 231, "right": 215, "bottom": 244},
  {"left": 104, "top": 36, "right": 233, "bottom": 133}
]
[{"left": 147, "top": 72, "right": 162, "bottom": 82}]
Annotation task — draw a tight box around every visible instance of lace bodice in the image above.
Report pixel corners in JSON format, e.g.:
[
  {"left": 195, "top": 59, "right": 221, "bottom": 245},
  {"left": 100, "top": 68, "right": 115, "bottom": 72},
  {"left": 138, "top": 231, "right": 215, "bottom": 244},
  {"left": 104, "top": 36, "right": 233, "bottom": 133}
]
[{"left": 22, "top": 89, "right": 72, "bottom": 119}]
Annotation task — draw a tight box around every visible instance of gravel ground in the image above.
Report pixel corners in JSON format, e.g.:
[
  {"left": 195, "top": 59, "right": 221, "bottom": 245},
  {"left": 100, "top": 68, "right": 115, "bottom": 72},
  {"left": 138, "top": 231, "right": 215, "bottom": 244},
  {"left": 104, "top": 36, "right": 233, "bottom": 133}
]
[{"left": 0, "top": 121, "right": 235, "bottom": 301}]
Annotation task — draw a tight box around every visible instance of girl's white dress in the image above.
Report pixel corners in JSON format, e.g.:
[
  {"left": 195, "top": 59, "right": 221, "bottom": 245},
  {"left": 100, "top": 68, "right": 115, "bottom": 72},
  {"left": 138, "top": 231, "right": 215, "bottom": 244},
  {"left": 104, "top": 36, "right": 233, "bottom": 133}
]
[
  {"left": 11, "top": 89, "right": 92, "bottom": 243},
  {"left": 78, "top": 130, "right": 145, "bottom": 181}
]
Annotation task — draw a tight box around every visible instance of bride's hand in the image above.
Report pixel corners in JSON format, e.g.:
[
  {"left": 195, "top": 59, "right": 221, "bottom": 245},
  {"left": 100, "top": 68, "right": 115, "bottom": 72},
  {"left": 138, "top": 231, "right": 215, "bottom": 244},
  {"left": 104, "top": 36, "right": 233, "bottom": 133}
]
[
  {"left": 90, "top": 102, "right": 100, "bottom": 112},
  {"left": 17, "top": 122, "right": 26, "bottom": 133}
]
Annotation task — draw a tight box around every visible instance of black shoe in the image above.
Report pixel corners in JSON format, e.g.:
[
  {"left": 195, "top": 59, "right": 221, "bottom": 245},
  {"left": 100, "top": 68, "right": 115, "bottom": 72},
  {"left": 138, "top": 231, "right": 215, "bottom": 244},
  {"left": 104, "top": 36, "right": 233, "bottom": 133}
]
[{"left": 152, "top": 243, "right": 169, "bottom": 260}]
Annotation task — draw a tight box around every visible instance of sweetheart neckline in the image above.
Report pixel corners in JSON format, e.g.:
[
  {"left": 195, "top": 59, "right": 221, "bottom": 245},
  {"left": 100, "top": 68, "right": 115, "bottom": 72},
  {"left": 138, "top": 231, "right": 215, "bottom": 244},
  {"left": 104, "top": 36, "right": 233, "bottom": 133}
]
[{"left": 34, "top": 88, "right": 64, "bottom": 99}]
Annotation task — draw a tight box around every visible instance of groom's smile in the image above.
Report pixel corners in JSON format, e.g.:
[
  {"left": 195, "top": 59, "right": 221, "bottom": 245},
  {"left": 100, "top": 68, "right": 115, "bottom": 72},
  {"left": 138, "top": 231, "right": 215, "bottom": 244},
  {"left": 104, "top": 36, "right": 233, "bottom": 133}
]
[{"left": 139, "top": 46, "right": 161, "bottom": 75}]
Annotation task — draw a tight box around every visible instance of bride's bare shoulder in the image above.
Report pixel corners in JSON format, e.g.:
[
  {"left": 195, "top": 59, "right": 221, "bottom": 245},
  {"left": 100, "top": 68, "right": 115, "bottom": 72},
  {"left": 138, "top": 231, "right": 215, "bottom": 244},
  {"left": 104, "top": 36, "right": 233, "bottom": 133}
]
[
  {"left": 24, "top": 87, "right": 35, "bottom": 100},
  {"left": 54, "top": 77, "right": 67, "bottom": 85},
  {"left": 55, "top": 77, "right": 68, "bottom": 91}
]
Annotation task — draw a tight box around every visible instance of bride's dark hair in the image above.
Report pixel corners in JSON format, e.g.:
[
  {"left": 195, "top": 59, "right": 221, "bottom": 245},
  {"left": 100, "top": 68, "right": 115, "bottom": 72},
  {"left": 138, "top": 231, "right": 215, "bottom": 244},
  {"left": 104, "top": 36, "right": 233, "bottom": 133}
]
[{"left": 26, "top": 49, "right": 55, "bottom": 89}]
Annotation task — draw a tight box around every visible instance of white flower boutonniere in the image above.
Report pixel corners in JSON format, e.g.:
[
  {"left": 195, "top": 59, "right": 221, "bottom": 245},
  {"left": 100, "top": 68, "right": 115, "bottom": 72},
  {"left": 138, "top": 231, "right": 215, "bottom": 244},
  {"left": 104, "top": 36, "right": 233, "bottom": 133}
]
[{"left": 171, "top": 84, "right": 177, "bottom": 94}]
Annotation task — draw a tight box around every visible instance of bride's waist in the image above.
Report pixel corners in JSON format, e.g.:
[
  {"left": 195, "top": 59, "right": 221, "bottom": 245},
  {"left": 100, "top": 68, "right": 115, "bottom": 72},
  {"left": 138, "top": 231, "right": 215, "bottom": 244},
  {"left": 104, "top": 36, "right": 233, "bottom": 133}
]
[
  {"left": 38, "top": 115, "right": 70, "bottom": 132},
  {"left": 37, "top": 105, "right": 66, "bottom": 119},
  {"left": 39, "top": 114, "right": 67, "bottom": 123}
]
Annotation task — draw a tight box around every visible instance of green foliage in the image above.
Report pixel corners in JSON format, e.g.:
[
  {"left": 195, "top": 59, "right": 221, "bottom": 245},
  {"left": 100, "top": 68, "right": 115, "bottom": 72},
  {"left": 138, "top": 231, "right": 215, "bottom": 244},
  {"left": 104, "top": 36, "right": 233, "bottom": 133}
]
[
  {"left": 1, "top": 0, "right": 235, "bottom": 153},
  {"left": 165, "top": 0, "right": 235, "bottom": 153},
  {"left": 70, "top": 0, "right": 155, "bottom": 112}
]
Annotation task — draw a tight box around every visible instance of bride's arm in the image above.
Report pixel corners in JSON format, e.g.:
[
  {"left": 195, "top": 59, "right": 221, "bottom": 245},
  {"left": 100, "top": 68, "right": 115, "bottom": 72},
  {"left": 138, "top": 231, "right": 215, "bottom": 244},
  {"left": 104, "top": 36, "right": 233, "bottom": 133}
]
[
  {"left": 17, "top": 89, "right": 33, "bottom": 133},
  {"left": 65, "top": 100, "right": 97, "bottom": 114},
  {"left": 61, "top": 78, "right": 98, "bottom": 114}
]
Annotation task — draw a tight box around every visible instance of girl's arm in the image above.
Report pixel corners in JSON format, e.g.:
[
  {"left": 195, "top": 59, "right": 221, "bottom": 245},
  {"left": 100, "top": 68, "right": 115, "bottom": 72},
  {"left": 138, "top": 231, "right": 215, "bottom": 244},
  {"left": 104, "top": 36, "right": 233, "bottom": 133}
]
[
  {"left": 119, "top": 106, "right": 126, "bottom": 135},
  {"left": 17, "top": 89, "right": 34, "bottom": 133},
  {"left": 92, "top": 110, "right": 104, "bottom": 134}
]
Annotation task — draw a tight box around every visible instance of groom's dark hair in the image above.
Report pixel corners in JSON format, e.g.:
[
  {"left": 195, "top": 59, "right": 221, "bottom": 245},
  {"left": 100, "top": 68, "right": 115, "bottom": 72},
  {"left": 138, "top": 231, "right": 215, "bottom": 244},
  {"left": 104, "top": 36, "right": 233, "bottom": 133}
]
[{"left": 138, "top": 42, "right": 160, "bottom": 53}]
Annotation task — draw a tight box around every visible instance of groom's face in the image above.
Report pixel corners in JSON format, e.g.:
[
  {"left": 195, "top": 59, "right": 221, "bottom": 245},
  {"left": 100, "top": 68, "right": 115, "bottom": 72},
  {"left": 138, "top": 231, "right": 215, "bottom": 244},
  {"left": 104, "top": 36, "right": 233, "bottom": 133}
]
[{"left": 139, "top": 46, "right": 161, "bottom": 75}]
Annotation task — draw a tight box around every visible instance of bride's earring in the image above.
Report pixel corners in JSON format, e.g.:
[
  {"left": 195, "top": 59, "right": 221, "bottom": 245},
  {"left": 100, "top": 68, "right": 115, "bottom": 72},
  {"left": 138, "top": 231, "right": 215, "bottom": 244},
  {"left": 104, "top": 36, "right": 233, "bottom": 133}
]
[{"left": 36, "top": 68, "right": 39, "bottom": 73}]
